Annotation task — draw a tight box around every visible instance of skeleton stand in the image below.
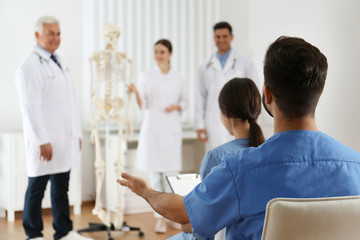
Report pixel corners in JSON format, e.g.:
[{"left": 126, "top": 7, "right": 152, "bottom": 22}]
[{"left": 78, "top": 124, "right": 143, "bottom": 239}]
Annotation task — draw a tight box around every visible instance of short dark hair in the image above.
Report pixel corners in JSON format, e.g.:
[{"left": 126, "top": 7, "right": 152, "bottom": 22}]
[
  {"left": 264, "top": 36, "right": 328, "bottom": 118},
  {"left": 219, "top": 78, "right": 265, "bottom": 147},
  {"left": 154, "top": 39, "right": 172, "bottom": 53},
  {"left": 213, "top": 21, "right": 232, "bottom": 34}
]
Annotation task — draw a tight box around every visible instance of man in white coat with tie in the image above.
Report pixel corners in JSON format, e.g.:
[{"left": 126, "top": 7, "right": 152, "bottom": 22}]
[
  {"left": 15, "top": 16, "right": 92, "bottom": 240},
  {"left": 195, "top": 22, "right": 260, "bottom": 151}
]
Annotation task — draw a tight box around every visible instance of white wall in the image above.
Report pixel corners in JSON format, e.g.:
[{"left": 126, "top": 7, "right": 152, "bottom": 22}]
[
  {"left": 248, "top": 0, "right": 360, "bottom": 150},
  {"left": 219, "top": 0, "right": 250, "bottom": 56}
]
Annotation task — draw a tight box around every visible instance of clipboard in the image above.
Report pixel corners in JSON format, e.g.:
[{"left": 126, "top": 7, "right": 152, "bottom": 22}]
[{"left": 166, "top": 173, "right": 201, "bottom": 196}]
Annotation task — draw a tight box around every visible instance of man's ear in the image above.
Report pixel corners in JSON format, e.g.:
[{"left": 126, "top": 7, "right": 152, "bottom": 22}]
[
  {"left": 264, "top": 86, "right": 273, "bottom": 104},
  {"left": 35, "top": 32, "right": 39, "bottom": 40}
]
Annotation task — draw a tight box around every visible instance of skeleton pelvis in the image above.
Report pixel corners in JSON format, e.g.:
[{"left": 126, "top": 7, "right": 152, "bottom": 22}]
[{"left": 95, "top": 97, "right": 124, "bottom": 117}]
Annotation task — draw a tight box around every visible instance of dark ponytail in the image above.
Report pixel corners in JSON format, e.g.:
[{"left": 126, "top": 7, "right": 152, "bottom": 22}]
[
  {"left": 218, "top": 78, "right": 265, "bottom": 147},
  {"left": 248, "top": 119, "right": 264, "bottom": 147}
]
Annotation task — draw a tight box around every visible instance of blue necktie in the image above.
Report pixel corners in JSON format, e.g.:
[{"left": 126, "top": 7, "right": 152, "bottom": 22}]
[{"left": 50, "top": 54, "right": 62, "bottom": 69}]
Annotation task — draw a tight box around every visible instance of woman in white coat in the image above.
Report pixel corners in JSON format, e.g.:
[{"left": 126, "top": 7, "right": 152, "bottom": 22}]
[{"left": 128, "top": 39, "right": 188, "bottom": 233}]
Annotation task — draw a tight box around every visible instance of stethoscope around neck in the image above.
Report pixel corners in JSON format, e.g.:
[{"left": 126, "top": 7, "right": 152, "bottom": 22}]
[
  {"left": 36, "top": 53, "right": 65, "bottom": 79},
  {"left": 206, "top": 54, "right": 237, "bottom": 71}
]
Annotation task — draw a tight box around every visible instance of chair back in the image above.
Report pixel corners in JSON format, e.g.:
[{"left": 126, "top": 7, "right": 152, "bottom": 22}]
[{"left": 261, "top": 196, "right": 360, "bottom": 240}]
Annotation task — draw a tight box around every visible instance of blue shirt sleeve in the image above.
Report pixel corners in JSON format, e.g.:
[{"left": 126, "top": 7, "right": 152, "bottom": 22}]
[
  {"left": 199, "top": 151, "right": 221, "bottom": 179},
  {"left": 184, "top": 160, "right": 240, "bottom": 237}
]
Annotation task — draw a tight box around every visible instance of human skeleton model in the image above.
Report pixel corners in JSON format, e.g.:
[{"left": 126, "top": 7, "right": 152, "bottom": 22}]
[{"left": 90, "top": 24, "right": 133, "bottom": 229}]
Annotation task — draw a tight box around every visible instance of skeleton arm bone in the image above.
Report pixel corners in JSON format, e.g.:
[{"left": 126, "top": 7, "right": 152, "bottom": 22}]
[
  {"left": 89, "top": 56, "right": 98, "bottom": 144},
  {"left": 126, "top": 58, "right": 134, "bottom": 137}
]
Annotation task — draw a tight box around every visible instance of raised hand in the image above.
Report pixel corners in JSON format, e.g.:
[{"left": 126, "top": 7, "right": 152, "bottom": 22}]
[
  {"left": 127, "top": 83, "right": 138, "bottom": 94},
  {"left": 117, "top": 172, "right": 152, "bottom": 198}
]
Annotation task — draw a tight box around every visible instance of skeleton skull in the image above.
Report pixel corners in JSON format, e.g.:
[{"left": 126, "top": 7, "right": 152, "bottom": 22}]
[{"left": 101, "top": 24, "right": 121, "bottom": 49}]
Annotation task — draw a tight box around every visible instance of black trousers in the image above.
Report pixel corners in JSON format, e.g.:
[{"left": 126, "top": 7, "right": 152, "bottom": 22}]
[{"left": 23, "top": 171, "right": 72, "bottom": 240}]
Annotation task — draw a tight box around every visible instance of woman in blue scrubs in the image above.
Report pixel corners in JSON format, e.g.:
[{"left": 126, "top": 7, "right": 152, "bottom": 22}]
[{"left": 169, "top": 77, "right": 265, "bottom": 240}]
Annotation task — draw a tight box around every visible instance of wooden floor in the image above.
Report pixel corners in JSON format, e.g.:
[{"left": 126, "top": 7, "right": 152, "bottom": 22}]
[{"left": 1, "top": 201, "right": 182, "bottom": 240}]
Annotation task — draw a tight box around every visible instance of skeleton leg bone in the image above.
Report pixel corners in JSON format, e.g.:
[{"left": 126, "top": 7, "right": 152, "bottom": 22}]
[{"left": 91, "top": 110, "right": 111, "bottom": 226}]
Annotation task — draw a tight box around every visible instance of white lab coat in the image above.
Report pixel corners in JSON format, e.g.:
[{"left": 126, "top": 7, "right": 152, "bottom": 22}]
[
  {"left": 15, "top": 45, "right": 82, "bottom": 177},
  {"left": 136, "top": 66, "right": 188, "bottom": 172},
  {"left": 195, "top": 49, "right": 260, "bottom": 151}
]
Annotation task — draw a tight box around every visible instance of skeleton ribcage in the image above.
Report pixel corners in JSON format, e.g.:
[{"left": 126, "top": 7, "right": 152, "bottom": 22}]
[{"left": 93, "top": 52, "right": 128, "bottom": 108}]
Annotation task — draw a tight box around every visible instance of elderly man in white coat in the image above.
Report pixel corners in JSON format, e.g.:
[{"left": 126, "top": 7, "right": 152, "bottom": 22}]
[
  {"left": 195, "top": 21, "right": 260, "bottom": 151},
  {"left": 15, "top": 16, "right": 92, "bottom": 240}
]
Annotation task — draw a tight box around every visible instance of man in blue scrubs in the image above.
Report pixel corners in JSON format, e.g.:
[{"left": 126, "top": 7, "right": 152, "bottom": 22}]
[{"left": 117, "top": 36, "right": 360, "bottom": 239}]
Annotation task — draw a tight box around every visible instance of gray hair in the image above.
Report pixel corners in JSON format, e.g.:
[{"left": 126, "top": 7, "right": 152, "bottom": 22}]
[{"left": 34, "top": 16, "right": 59, "bottom": 33}]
